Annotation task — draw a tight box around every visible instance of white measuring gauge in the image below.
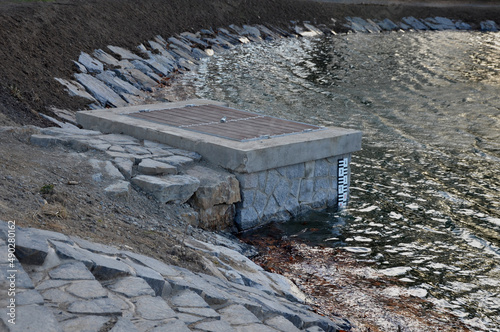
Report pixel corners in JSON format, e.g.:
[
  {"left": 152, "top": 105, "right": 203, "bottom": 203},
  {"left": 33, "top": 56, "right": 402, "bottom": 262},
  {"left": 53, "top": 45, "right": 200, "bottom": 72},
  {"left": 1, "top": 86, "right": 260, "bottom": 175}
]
[{"left": 337, "top": 157, "right": 349, "bottom": 209}]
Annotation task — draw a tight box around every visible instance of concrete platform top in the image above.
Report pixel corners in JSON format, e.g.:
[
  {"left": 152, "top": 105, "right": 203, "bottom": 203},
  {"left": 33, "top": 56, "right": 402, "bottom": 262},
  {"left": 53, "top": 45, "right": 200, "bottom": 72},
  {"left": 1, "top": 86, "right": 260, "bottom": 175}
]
[{"left": 76, "top": 100, "right": 362, "bottom": 173}]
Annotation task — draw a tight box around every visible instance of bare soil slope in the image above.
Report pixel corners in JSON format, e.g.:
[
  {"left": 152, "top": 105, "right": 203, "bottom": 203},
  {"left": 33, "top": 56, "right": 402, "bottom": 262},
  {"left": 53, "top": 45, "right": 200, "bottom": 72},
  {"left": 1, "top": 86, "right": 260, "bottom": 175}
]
[{"left": 1, "top": 0, "right": 500, "bottom": 127}]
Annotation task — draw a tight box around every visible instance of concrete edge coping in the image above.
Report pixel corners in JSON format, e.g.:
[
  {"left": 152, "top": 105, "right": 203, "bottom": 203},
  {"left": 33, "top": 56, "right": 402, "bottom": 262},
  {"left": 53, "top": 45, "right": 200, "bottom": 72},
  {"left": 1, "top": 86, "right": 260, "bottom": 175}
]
[{"left": 76, "top": 99, "right": 362, "bottom": 173}]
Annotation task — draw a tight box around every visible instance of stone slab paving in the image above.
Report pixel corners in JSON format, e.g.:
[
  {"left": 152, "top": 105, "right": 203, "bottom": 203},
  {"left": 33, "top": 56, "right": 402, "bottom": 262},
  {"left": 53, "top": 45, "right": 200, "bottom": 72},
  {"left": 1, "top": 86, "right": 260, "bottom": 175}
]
[
  {"left": 28, "top": 126, "right": 241, "bottom": 229},
  {"left": 0, "top": 221, "right": 350, "bottom": 332}
]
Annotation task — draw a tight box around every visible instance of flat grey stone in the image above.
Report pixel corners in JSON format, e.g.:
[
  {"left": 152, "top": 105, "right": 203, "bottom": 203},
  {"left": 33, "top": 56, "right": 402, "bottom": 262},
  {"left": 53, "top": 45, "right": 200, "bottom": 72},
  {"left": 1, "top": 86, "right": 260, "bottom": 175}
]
[
  {"left": 180, "top": 32, "right": 209, "bottom": 46},
  {"left": 265, "top": 316, "right": 301, "bottom": 332},
  {"left": 121, "top": 93, "right": 145, "bottom": 105},
  {"left": 115, "top": 68, "right": 157, "bottom": 92},
  {"left": 191, "top": 47, "right": 209, "bottom": 60},
  {"left": 130, "top": 59, "right": 155, "bottom": 75},
  {"left": 304, "top": 326, "right": 326, "bottom": 332},
  {"left": 219, "top": 304, "right": 261, "bottom": 325},
  {"left": 177, "top": 306, "right": 219, "bottom": 318},
  {"left": 170, "top": 289, "right": 209, "bottom": 308},
  {"left": 165, "top": 271, "right": 229, "bottom": 306},
  {"left": 242, "top": 25, "right": 262, "bottom": 38},
  {"left": 1, "top": 305, "right": 62, "bottom": 332},
  {"left": 97, "top": 70, "right": 146, "bottom": 97},
  {"left": 29, "top": 134, "right": 67, "bottom": 148},
  {"left": 108, "top": 45, "right": 143, "bottom": 60},
  {"left": 5, "top": 264, "right": 34, "bottom": 290},
  {"left": 78, "top": 52, "right": 104, "bottom": 73},
  {"left": 54, "top": 78, "right": 96, "bottom": 101},
  {"left": 148, "top": 40, "right": 173, "bottom": 57},
  {"left": 295, "top": 311, "right": 345, "bottom": 332},
  {"left": 94, "top": 49, "right": 121, "bottom": 67},
  {"left": 194, "top": 320, "right": 234, "bottom": 332},
  {"left": 109, "top": 145, "right": 126, "bottom": 152},
  {"left": 99, "top": 133, "right": 140, "bottom": 145},
  {"left": 155, "top": 155, "right": 194, "bottom": 168},
  {"left": 481, "top": 20, "right": 498, "bottom": 32},
  {"left": 61, "top": 315, "right": 109, "bottom": 332},
  {"left": 39, "top": 127, "right": 100, "bottom": 137},
  {"left": 73, "top": 60, "right": 87, "bottom": 73},
  {"left": 234, "top": 324, "right": 279, "bottom": 332},
  {"left": 49, "top": 241, "right": 94, "bottom": 269},
  {"left": 103, "top": 160, "right": 125, "bottom": 179},
  {"left": 113, "top": 157, "right": 134, "bottom": 179},
  {"left": 66, "top": 280, "right": 108, "bottom": 299},
  {"left": 273, "top": 180, "right": 290, "bottom": 207},
  {"left": 35, "top": 279, "right": 71, "bottom": 291},
  {"left": 0, "top": 242, "right": 10, "bottom": 265},
  {"left": 75, "top": 73, "right": 128, "bottom": 107},
  {"left": 16, "top": 289, "right": 44, "bottom": 306},
  {"left": 41, "top": 288, "right": 78, "bottom": 303},
  {"left": 456, "top": 20, "right": 472, "bottom": 30},
  {"left": 122, "top": 251, "right": 181, "bottom": 278},
  {"left": 110, "top": 317, "right": 139, "bottom": 332},
  {"left": 264, "top": 272, "right": 305, "bottom": 303},
  {"left": 124, "top": 259, "right": 166, "bottom": 296},
  {"left": 150, "top": 319, "right": 191, "bottom": 332},
  {"left": 104, "top": 181, "right": 131, "bottom": 199},
  {"left": 131, "top": 175, "right": 200, "bottom": 204},
  {"left": 87, "top": 251, "right": 134, "bottom": 280},
  {"left": 124, "top": 145, "right": 151, "bottom": 155},
  {"left": 176, "top": 312, "right": 205, "bottom": 324},
  {"left": 138, "top": 159, "right": 177, "bottom": 175},
  {"left": 401, "top": 16, "right": 428, "bottom": 30},
  {"left": 135, "top": 296, "right": 177, "bottom": 320},
  {"left": 168, "top": 36, "right": 192, "bottom": 52},
  {"left": 68, "top": 297, "right": 126, "bottom": 315},
  {"left": 424, "top": 17, "right": 456, "bottom": 30},
  {"left": 12, "top": 227, "right": 49, "bottom": 265},
  {"left": 147, "top": 148, "right": 174, "bottom": 158},
  {"left": 245, "top": 295, "right": 297, "bottom": 325},
  {"left": 48, "top": 261, "right": 95, "bottom": 280},
  {"left": 376, "top": 18, "right": 399, "bottom": 31},
  {"left": 108, "top": 276, "right": 155, "bottom": 298},
  {"left": 70, "top": 236, "right": 121, "bottom": 255},
  {"left": 145, "top": 58, "right": 173, "bottom": 76}
]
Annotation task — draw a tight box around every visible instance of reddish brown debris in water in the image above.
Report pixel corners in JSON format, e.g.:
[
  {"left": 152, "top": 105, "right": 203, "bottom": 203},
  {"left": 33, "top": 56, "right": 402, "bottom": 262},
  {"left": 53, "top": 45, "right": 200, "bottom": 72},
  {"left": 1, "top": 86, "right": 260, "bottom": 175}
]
[{"left": 242, "top": 233, "right": 472, "bottom": 332}]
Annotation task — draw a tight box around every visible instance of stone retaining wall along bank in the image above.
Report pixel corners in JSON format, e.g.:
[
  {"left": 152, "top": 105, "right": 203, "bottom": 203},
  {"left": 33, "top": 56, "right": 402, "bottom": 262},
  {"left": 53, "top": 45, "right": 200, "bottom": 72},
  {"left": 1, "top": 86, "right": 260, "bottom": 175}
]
[{"left": 234, "top": 155, "right": 352, "bottom": 230}]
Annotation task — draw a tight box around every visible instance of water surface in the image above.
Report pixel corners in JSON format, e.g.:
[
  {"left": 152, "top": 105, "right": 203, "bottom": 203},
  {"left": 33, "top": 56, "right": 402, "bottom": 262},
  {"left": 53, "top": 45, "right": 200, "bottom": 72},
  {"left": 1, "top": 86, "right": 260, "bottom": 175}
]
[{"left": 168, "top": 30, "right": 500, "bottom": 330}]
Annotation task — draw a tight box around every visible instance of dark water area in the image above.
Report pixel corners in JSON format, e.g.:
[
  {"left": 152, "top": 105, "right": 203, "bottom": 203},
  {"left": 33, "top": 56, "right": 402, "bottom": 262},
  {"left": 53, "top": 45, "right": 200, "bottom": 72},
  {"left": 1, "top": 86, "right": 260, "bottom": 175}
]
[{"left": 168, "top": 30, "right": 500, "bottom": 330}]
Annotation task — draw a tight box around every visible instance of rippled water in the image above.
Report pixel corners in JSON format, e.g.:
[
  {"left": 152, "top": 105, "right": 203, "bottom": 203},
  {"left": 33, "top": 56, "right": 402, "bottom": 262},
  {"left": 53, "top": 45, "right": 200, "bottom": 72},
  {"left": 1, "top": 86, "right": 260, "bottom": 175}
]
[{"left": 169, "top": 31, "right": 500, "bottom": 330}]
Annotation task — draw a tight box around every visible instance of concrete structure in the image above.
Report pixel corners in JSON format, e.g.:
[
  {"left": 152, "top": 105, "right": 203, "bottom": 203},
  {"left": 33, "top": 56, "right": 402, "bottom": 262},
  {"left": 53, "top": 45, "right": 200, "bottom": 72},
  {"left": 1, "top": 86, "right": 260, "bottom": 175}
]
[{"left": 77, "top": 100, "right": 362, "bottom": 230}]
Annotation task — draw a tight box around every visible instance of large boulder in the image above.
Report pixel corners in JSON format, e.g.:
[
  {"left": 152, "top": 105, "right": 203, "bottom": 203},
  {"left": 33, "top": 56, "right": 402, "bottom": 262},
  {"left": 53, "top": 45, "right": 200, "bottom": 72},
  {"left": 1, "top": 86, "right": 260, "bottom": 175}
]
[{"left": 131, "top": 175, "right": 200, "bottom": 204}]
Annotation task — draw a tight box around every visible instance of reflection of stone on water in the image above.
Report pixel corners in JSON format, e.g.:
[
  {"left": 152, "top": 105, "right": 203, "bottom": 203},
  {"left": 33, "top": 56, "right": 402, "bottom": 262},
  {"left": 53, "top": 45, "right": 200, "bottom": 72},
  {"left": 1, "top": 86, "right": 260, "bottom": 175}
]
[{"left": 242, "top": 232, "right": 471, "bottom": 332}]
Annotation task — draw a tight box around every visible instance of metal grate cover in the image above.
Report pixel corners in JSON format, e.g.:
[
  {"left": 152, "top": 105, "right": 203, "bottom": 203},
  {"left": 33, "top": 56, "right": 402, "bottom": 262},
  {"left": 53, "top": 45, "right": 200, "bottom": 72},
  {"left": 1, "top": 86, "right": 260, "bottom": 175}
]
[{"left": 128, "top": 104, "right": 323, "bottom": 142}]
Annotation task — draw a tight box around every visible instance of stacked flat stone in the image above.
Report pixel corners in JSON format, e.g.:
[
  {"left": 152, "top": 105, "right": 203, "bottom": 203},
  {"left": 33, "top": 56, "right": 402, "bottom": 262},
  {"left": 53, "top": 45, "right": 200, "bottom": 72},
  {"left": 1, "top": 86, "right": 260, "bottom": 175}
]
[
  {"left": 29, "top": 126, "right": 240, "bottom": 229},
  {"left": 344, "top": 16, "right": 499, "bottom": 32},
  {"left": 0, "top": 221, "right": 350, "bottom": 332},
  {"left": 235, "top": 156, "right": 350, "bottom": 231},
  {"left": 54, "top": 23, "right": 309, "bottom": 110}
]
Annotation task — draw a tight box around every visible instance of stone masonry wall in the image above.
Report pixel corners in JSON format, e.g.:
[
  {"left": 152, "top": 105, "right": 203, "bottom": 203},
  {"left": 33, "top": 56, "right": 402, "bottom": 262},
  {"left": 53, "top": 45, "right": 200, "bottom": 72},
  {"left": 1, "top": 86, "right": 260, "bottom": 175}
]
[{"left": 234, "top": 154, "right": 351, "bottom": 231}]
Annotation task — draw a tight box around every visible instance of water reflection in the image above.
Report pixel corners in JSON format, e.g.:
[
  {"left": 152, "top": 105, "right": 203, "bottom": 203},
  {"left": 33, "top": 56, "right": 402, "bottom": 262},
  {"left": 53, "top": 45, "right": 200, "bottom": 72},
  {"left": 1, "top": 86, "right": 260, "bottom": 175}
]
[{"left": 165, "top": 30, "right": 500, "bottom": 330}]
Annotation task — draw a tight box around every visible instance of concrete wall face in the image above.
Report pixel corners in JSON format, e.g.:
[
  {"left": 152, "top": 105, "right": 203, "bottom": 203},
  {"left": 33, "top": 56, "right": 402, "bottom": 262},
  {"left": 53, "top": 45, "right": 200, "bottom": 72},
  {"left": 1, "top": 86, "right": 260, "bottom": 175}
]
[{"left": 234, "top": 153, "right": 351, "bottom": 230}]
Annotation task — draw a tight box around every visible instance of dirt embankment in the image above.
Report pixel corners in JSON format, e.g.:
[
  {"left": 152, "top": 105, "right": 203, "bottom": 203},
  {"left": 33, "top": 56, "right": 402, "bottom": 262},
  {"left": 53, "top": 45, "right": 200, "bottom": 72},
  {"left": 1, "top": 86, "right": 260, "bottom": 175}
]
[{"left": 1, "top": 0, "right": 500, "bottom": 127}]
